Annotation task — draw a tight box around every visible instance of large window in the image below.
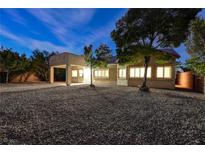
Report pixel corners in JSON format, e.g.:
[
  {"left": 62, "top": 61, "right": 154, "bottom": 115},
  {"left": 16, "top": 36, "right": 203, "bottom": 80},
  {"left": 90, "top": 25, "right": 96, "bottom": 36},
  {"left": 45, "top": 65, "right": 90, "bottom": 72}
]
[
  {"left": 94, "top": 69, "right": 109, "bottom": 78},
  {"left": 119, "top": 69, "right": 126, "bottom": 78},
  {"left": 157, "top": 66, "right": 172, "bottom": 78},
  {"left": 72, "top": 70, "right": 78, "bottom": 77},
  {"left": 79, "top": 70, "right": 83, "bottom": 77},
  {"left": 130, "top": 67, "right": 151, "bottom": 78}
]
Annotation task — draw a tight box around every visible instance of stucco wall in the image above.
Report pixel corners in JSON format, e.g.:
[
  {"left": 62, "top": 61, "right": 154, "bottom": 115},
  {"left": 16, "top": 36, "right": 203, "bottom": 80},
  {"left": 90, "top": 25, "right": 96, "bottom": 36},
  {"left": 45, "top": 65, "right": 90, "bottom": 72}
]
[
  {"left": 127, "top": 57, "right": 176, "bottom": 89},
  {"left": 49, "top": 53, "right": 69, "bottom": 66},
  {"left": 194, "top": 75, "right": 205, "bottom": 93},
  {"left": 68, "top": 53, "right": 86, "bottom": 66},
  {"left": 176, "top": 71, "right": 193, "bottom": 89},
  {"left": 10, "top": 72, "right": 40, "bottom": 83},
  {"left": 49, "top": 52, "right": 86, "bottom": 67},
  {"left": 93, "top": 64, "right": 117, "bottom": 83},
  {"left": 71, "top": 66, "right": 84, "bottom": 83}
]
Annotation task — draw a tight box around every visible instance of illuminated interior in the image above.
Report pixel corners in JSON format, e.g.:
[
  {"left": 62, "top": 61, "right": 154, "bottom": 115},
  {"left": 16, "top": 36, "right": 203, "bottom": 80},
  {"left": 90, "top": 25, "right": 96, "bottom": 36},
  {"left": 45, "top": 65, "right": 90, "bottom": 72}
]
[
  {"left": 83, "top": 67, "right": 91, "bottom": 83},
  {"left": 72, "top": 70, "right": 78, "bottom": 77},
  {"left": 130, "top": 67, "right": 151, "bottom": 78},
  {"left": 94, "top": 69, "right": 109, "bottom": 78},
  {"left": 157, "top": 66, "right": 171, "bottom": 78},
  {"left": 119, "top": 69, "right": 126, "bottom": 78}
]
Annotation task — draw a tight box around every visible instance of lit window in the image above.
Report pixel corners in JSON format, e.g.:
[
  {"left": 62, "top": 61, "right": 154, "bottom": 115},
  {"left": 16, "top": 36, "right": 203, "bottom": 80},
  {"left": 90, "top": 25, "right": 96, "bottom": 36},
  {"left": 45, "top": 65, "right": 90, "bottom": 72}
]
[
  {"left": 135, "top": 68, "right": 140, "bottom": 78},
  {"left": 130, "top": 67, "right": 151, "bottom": 78},
  {"left": 95, "top": 70, "right": 98, "bottom": 77},
  {"left": 130, "top": 68, "right": 135, "bottom": 78},
  {"left": 157, "top": 66, "right": 172, "bottom": 78},
  {"left": 140, "top": 68, "right": 145, "bottom": 78},
  {"left": 105, "top": 70, "right": 109, "bottom": 77},
  {"left": 157, "top": 67, "right": 164, "bottom": 78},
  {"left": 119, "top": 69, "right": 126, "bottom": 78},
  {"left": 79, "top": 70, "right": 83, "bottom": 77},
  {"left": 164, "top": 66, "right": 171, "bottom": 78},
  {"left": 94, "top": 69, "right": 109, "bottom": 78},
  {"left": 147, "top": 67, "right": 151, "bottom": 78},
  {"left": 72, "top": 70, "right": 77, "bottom": 77}
]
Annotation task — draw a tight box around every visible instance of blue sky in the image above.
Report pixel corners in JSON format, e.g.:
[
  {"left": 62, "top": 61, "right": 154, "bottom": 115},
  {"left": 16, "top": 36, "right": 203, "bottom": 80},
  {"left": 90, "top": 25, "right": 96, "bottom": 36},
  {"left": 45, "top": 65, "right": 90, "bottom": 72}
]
[{"left": 0, "top": 8, "right": 205, "bottom": 62}]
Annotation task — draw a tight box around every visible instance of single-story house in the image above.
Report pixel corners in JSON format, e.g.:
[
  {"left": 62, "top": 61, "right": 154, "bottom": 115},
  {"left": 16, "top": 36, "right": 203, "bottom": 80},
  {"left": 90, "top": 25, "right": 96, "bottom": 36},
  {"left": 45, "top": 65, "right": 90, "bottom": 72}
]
[{"left": 49, "top": 49, "right": 181, "bottom": 90}]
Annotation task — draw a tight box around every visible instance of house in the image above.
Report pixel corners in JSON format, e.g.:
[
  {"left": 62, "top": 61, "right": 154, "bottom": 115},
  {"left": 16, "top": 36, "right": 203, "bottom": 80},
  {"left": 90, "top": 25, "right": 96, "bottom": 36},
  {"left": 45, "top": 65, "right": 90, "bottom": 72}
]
[{"left": 49, "top": 49, "right": 180, "bottom": 89}]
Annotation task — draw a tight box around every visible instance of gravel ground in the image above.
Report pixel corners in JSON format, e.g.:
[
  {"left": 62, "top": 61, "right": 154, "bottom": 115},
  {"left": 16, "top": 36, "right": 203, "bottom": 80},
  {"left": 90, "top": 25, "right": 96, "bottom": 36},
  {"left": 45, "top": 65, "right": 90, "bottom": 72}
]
[
  {"left": 0, "top": 83, "right": 63, "bottom": 93},
  {"left": 0, "top": 85, "right": 205, "bottom": 144}
]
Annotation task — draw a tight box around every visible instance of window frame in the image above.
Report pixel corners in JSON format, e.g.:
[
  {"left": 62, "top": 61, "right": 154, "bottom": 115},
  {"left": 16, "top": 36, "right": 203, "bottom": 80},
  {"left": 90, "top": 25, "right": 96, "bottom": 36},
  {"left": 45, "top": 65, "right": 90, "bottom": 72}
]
[
  {"left": 94, "top": 69, "right": 109, "bottom": 78},
  {"left": 72, "top": 70, "right": 78, "bottom": 78},
  {"left": 156, "top": 66, "right": 172, "bottom": 79},
  {"left": 118, "top": 68, "right": 126, "bottom": 79},
  {"left": 78, "top": 69, "right": 83, "bottom": 78},
  {"left": 129, "top": 66, "right": 152, "bottom": 78}
]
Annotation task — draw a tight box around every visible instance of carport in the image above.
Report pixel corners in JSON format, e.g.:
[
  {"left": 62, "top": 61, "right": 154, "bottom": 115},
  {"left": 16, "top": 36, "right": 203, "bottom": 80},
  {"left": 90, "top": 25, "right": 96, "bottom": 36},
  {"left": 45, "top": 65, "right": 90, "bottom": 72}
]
[{"left": 49, "top": 52, "right": 90, "bottom": 86}]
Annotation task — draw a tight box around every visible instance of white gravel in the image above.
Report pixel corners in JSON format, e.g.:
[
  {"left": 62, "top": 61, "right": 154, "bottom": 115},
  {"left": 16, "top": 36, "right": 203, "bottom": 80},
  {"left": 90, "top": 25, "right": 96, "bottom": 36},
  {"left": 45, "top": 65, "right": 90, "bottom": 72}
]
[{"left": 0, "top": 85, "right": 205, "bottom": 144}]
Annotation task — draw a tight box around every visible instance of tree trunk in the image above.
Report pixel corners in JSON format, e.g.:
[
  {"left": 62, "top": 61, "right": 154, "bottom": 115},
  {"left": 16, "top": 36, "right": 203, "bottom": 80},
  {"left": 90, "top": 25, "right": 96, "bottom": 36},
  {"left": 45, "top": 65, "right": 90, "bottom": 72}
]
[
  {"left": 90, "top": 64, "right": 93, "bottom": 86},
  {"left": 90, "top": 59, "right": 94, "bottom": 87},
  {"left": 6, "top": 70, "right": 9, "bottom": 84},
  {"left": 140, "top": 56, "right": 150, "bottom": 92}
]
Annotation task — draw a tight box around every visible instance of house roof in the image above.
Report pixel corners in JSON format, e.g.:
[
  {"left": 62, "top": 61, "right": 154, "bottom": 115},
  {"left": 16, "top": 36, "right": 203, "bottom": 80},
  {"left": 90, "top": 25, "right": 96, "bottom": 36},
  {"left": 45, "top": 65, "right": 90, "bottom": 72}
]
[
  {"left": 158, "top": 48, "right": 181, "bottom": 58},
  {"left": 51, "top": 48, "right": 180, "bottom": 65},
  {"left": 108, "top": 48, "right": 180, "bottom": 64}
]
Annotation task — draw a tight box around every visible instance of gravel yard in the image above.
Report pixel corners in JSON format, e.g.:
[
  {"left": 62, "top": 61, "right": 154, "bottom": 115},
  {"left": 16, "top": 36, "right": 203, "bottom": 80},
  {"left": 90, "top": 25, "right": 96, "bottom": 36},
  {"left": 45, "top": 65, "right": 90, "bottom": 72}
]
[{"left": 0, "top": 85, "right": 205, "bottom": 144}]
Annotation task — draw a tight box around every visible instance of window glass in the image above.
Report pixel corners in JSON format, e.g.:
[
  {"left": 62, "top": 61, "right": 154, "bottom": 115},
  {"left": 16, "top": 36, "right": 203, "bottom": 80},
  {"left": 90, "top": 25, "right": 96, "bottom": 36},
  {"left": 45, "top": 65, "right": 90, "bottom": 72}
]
[
  {"left": 130, "top": 67, "right": 151, "bottom": 78},
  {"left": 164, "top": 66, "right": 171, "bottom": 78},
  {"left": 140, "top": 68, "right": 145, "bottom": 78},
  {"left": 72, "top": 70, "right": 77, "bottom": 77},
  {"left": 147, "top": 67, "right": 151, "bottom": 78},
  {"left": 119, "top": 69, "right": 126, "bottom": 78},
  {"left": 130, "top": 68, "right": 135, "bottom": 78},
  {"left": 157, "top": 66, "right": 172, "bottom": 78},
  {"left": 135, "top": 68, "right": 140, "bottom": 77},
  {"left": 95, "top": 71, "right": 98, "bottom": 77},
  {"left": 122, "top": 69, "right": 126, "bottom": 78},
  {"left": 95, "top": 69, "right": 109, "bottom": 78},
  {"left": 79, "top": 70, "right": 83, "bottom": 77},
  {"left": 105, "top": 70, "right": 109, "bottom": 77},
  {"left": 157, "top": 67, "right": 164, "bottom": 78}
]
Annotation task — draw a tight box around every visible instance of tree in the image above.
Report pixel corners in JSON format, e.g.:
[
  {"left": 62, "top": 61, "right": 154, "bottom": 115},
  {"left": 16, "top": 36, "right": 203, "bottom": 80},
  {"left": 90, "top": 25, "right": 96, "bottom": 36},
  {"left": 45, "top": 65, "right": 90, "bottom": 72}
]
[
  {"left": 0, "top": 47, "right": 30, "bottom": 83},
  {"left": 185, "top": 17, "right": 205, "bottom": 76},
  {"left": 31, "top": 49, "right": 56, "bottom": 81},
  {"left": 111, "top": 8, "right": 201, "bottom": 91},
  {"left": 95, "top": 44, "right": 112, "bottom": 67},
  {"left": 84, "top": 45, "right": 95, "bottom": 87}
]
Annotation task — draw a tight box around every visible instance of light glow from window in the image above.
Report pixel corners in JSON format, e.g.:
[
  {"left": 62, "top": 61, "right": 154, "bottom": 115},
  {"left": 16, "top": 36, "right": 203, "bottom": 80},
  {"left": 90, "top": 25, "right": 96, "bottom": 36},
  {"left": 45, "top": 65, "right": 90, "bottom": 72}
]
[
  {"left": 157, "top": 67, "right": 164, "bottom": 78},
  {"left": 79, "top": 70, "right": 83, "bottom": 77},
  {"left": 164, "top": 66, "right": 171, "bottom": 78},
  {"left": 72, "top": 70, "right": 77, "bottom": 77},
  {"left": 94, "top": 69, "right": 109, "bottom": 78},
  {"left": 130, "top": 67, "right": 151, "bottom": 78},
  {"left": 83, "top": 67, "right": 91, "bottom": 83},
  {"left": 119, "top": 69, "right": 126, "bottom": 78},
  {"left": 157, "top": 66, "right": 172, "bottom": 78}
]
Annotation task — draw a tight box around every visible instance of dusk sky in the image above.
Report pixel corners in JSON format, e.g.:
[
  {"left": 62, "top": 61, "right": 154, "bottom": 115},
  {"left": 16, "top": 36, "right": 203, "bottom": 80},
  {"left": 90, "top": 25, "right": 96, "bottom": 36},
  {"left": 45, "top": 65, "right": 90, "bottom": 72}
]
[{"left": 0, "top": 8, "right": 205, "bottom": 62}]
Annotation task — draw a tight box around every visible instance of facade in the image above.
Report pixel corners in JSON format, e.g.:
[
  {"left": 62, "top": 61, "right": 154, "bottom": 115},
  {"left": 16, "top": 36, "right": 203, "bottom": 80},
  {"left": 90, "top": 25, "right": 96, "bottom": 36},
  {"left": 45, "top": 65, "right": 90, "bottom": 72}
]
[{"left": 49, "top": 49, "right": 180, "bottom": 89}]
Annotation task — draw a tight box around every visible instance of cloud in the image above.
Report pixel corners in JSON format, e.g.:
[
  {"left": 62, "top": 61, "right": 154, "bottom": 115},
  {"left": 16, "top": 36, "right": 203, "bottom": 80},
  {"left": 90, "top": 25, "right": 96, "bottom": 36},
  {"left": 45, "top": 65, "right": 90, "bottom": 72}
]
[
  {"left": 26, "top": 9, "right": 96, "bottom": 45},
  {"left": 1, "top": 9, "right": 127, "bottom": 54},
  {"left": 1, "top": 9, "right": 27, "bottom": 26},
  {"left": 0, "top": 26, "right": 69, "bottom": 52}
]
